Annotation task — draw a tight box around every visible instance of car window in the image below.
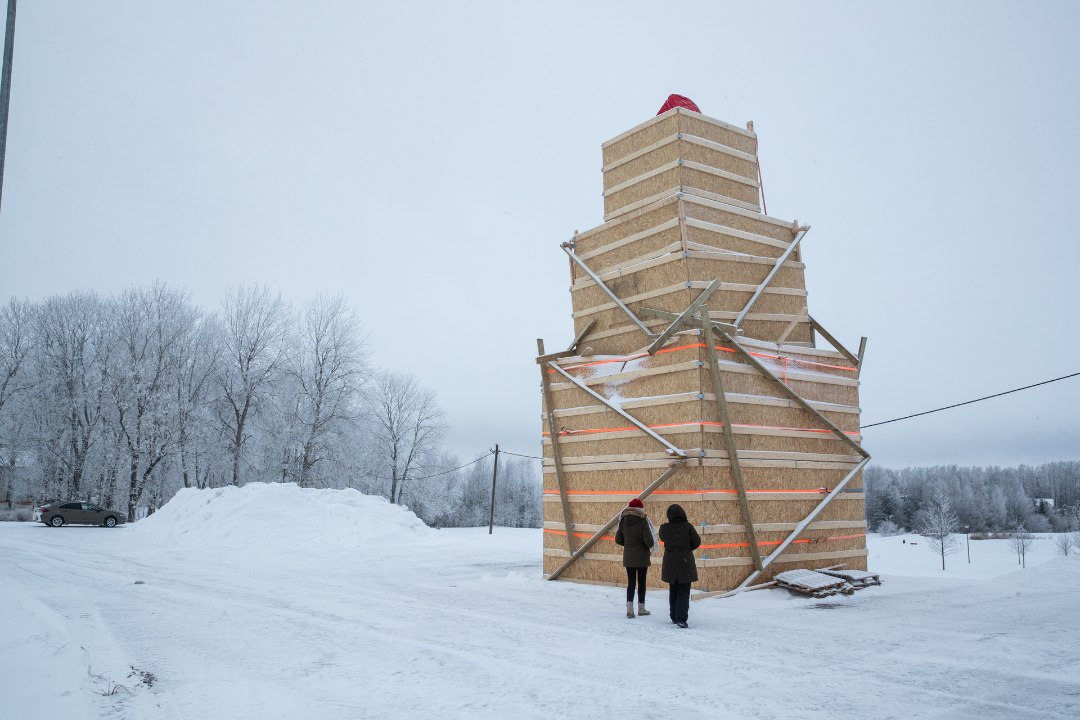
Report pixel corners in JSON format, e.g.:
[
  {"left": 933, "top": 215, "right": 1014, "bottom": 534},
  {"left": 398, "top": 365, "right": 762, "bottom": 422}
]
[
  {"left": 82, "top": 503, "right": 102, "bottom": 512},
  {"left": 60, "top": 502, "right": 82, "bottom": 510}
]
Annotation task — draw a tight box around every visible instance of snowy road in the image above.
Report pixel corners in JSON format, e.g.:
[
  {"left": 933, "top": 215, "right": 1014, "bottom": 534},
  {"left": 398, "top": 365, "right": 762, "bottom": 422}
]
[{"left": 1, "top": 486, "right": 1078, "bottom": 720}]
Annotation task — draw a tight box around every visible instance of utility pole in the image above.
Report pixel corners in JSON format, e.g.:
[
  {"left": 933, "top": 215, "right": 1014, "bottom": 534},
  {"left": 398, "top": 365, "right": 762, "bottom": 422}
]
[
  {"left": 487, "top": 444, "right": 500, "bottom": 535},
  {"left": 0, "top": 0, "right": 17, "bottom": 213}
]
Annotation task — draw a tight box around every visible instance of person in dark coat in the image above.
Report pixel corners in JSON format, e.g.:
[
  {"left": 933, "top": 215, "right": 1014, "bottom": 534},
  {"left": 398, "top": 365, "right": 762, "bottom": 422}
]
[
  {"left": 658, "top": 503, "right": 700, "bottom": 628},
  {"left": 614, "top": 498, "right": 655, "bottom": 618}
]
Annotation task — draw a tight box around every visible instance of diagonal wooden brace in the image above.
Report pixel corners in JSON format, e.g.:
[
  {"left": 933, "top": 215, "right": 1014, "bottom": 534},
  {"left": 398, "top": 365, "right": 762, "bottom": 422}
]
[
  {"left": 694, "top": 456, "right": 871, "bottom": 600},
  {"left": 733, "top": 226, "right": 809, "bottom": 328},
  {"left": 643, "top": 278, "right": 723, "bottom": 356},
  {"left": 719, "top": 327, "right": 869, "bottom": 460},
  {"left": 547, "top": 459, "right": 686, "bottom": 581},
  {"left": 808, "top": 314, "right": 861, "bottom": 370},
  {"left": 562, "top": 245, "right": 653, "bottom": 338},
  {"left": 546, "top": 362, "right": 687, "bottom": 458}
]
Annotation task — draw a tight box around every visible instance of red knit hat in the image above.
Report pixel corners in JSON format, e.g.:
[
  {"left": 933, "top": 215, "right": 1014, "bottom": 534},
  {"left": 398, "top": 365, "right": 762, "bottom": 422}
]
[{"left": 628, "top": 498, "right": 644, "bottom": 509}]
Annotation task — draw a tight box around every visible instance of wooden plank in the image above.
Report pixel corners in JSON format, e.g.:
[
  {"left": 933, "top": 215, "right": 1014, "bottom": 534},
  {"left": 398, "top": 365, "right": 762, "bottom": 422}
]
[
  {"left": 562, "top": 244, "right": 653, "bottom": 338},
  {"left": 701, "top": 307, "right": 762, "bottom": 571},
  {"left": 566, "top": 320, "right": 596, "bottom": 353},
  {"left": 734, "top": 227, "right": 809, "bottom": 327},
  {"left": 546, "top": 362, "right": 687, "bottom": 458},
  {"left": 856, "top": 336, "right": 868, "bottom": 379},
  {"left": 721, "top": 329, "right": 869, "bottom": 457},
  {"left": 537, "top": 339, "right": 577, "bottom": 554},
  {"left": 605, "top": 187, "right": 761, "bottom": 221},
  {"left": 645, "top": 279, "right": 722, "bottom": 356},
  {"left": 808, "top": 315, "right": 861, "bottom": 369},
  {"left": 547, "top": 460, "right": 686, "bottom": 581},
  {"left": 730, "top": 456, "right": 871, "bottom": 594}
]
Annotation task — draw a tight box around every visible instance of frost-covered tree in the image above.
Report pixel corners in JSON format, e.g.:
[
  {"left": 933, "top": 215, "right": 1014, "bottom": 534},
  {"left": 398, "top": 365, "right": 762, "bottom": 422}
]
[
  {"left": 1054, "top": 533, "right": 1075, "bottom": 558},
  {"left": 285, "top": 293, "right": 368, "bottom": 487},
  {"left": 0, "top": 298, "right": 35, "bottom": 506},
  {"left": 916, "top": 490, "right": 962, "bottom": 570},
  {"left": 214, "top": 286, "right": 289, "bottom": 486},
  {"left": 108, "top": 284, "right": 195, "bottom": 519},
  {"left": 365, "top": 371, "right": 445, "bottom": 505},
  {"left": 1008, "top": 524, "right": 1036, "bottom": 568}
]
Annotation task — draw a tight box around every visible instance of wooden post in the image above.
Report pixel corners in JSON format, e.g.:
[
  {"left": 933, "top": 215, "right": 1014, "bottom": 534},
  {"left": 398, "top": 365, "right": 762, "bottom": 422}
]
[
  {"left": 701, "top": 309, "right": 763, "bottom": 571},
  {"left": 538, "top": 339, "right": 577, "bottom": 553},
  {"left": 0, "top": 0, "right": 17, "bottom": 212},
  {"left": 487, "top": 444, "right": 499, "bottom": 535},
  {"left": 548, "top": 459, "right": 686, "bottom": 581},
  {"left": 856, "top": 336, "right": 868, "bottom": 379}
]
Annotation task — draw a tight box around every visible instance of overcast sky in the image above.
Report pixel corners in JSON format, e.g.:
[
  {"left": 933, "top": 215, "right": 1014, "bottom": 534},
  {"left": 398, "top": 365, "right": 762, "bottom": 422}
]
[{"left": 2, "top": 1, "right": 1078, "bottom": 470}]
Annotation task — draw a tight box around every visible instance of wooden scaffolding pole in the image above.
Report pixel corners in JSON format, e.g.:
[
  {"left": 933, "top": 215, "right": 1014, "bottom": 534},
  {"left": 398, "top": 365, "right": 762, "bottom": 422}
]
[
  {"left": 700, "top": 308, "right": 763, "bottom": 571},
  {"left": 537, "top": 339, "right": 577, "bottom": 554},
  {"left": 547, "top": 459, "right": 686, "bottom": 581}
]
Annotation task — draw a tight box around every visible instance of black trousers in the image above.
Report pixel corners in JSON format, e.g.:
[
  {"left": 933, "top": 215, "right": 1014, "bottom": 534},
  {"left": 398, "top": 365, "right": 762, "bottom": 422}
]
[
  {"left": 668, "top": 582, "right": 691, "bottom": 623},
  {"left": 625, "top": 566, "right": 648, "bottom": 602}
]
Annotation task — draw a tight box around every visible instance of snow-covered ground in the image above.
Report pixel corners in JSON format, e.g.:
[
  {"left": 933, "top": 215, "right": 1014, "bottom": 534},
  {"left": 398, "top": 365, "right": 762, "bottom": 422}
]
[{"left": 1, "top": 484, "right": 1078, "bottom": 720}]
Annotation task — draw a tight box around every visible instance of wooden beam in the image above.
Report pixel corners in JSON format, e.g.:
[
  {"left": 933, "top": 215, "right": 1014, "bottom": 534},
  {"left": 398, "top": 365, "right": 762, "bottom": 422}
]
[
  {"left": 537, "top": 339, "right": 577, "bottom": 554},
  {"left": 566, "top": 319, "right": 596, "bottom": 354},
  {"left": 562, "top": 244, "right": 653, "bottom": 338},
  {"left": 701, "top": 308, "right": 763, "bottom": 571},
  {"left": 808, "top": 315, "right": 861, "bottom": 369},
  {"left": 547, "top": 460, "right": 686, "bottom": 581},
  {"left": 733, "top": 226, "right": 809, "bottom": 327},
  {"left": 644, "top": 279, "right": 722, "bottom": 356},
  {"left": 726, "top": 457, "right": 870, "bottom": 595},
  {"left": 856, "top": 336, "right": 868, "bottom": 379},
  {"left": 546, "top": 362, "right": 687, "bottom": 458},
  {"left": 639, "top": 307, "right": 739, "bottom": 336},
  {"left": 720, "top": 329, "right": 869, "bottom": 459}
]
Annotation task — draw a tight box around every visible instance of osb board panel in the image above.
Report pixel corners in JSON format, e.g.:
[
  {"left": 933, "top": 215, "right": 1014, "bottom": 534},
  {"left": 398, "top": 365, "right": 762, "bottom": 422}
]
[
  {"left": 576, "top": 227, "right": 683, "bottom": 279},
  {"left": 603, "top": 139, "right": 758, "bottom": 190},
  {"left": 604, "top": 166, "right": 760, "bottom": 218},
  {"left": 686, "top": 255, "right": 806, "bottom": 291},
  {"left": 542, "top": 464, "right": 864, "bottom": 496},
  {"left": 572, "top": 201, "right": 681, "bottom": 258},
  {"left": 685, "top": 224, "right": 788, "bottom": 259},
  {"left": 602, "top": 111, "right": 757, "bottom": 167},
  {"left": 572, "top": 283, "right": 808, "bottom": 323},
  {"left": 683, "top": 198, "right": 796, "bottom": 243},
  {"left": 546, "top": 494, "right": 865, "bottom": 527}
]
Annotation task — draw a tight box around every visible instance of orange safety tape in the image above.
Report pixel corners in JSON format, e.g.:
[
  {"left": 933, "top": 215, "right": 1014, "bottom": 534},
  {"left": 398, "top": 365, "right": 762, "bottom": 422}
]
[
  {"left": 550, "top": 343, "right": 857, "bottom": 374},
  {"left": 542, "top": 421, "right": 860, "bottom": 438},
  {"left": 543, "top": 528, "right": 866, "bottom": 549}
]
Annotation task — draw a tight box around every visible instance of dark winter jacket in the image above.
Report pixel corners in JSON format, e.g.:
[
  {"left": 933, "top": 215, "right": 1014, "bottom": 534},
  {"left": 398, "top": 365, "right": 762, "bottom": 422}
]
[
  {"left": 614, "top": 507, "right": 654, "bottom": 568},
  {"left": 659, "top": 504, "right": 701, "bottom": 584}
]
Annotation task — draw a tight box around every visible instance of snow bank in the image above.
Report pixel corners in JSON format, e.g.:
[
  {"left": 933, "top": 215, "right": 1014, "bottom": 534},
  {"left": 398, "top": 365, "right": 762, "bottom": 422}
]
[{"left": 132, "top": 482, "right": 432, "bottom": 549}]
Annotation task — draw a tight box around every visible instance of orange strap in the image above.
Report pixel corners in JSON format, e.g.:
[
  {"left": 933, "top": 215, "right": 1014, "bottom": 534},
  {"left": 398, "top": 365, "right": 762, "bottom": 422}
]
[{"left": 551, "top": 343, "right": 856, "bottom": 374}]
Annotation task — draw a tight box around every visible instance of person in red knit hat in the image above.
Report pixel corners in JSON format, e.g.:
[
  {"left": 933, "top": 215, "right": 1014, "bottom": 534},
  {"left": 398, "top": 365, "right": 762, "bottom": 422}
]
[{"left": 614, "top": 497, "right": 656, "bottom": 618}]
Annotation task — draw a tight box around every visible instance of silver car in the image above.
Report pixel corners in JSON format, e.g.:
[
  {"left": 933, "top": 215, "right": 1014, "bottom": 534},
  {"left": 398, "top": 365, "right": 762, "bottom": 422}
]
[{"left": 34, "top": 501, "right": 128, "bottom": 528}]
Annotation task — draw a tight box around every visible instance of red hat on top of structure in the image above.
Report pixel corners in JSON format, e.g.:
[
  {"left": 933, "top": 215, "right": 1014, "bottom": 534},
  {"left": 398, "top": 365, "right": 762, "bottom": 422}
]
[{"left": 657, "top": 94, "right": 700, "bottom": 115}]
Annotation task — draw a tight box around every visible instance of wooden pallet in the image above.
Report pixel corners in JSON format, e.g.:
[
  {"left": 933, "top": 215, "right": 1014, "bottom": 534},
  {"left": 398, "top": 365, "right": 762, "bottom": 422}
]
[
  {"left": 818, "top": 568, "right": 882, "bottom": 588},
  {"left": 774, "top": 569, "right": 855, "bottom": 597}
]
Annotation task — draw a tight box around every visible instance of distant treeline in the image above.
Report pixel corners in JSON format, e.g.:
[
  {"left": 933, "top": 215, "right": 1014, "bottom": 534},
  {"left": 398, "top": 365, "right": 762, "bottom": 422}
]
[
  {"left": 865, "top": 462, "right": 1080, "bottom": 534},
  {"left": 0, "top": 287, "right": 541, "bottom": 529}
]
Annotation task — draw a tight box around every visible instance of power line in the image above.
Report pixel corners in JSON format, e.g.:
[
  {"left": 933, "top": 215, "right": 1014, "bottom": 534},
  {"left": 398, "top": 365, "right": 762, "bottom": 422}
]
[
  {"left": 501, "top": 451, "right": 544, "bottom": 462},
  {"left": 861, "top": 371, "right": 1080, "bottom": 430},
  {"left": 370, "top": 451, "right": 494, "bottom": 482}
]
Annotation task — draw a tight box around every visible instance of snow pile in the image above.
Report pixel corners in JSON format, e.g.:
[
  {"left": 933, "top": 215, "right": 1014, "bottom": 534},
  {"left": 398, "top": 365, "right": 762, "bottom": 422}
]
[{"left": 132, "top": 482, "right": 433, "bottom": 549}]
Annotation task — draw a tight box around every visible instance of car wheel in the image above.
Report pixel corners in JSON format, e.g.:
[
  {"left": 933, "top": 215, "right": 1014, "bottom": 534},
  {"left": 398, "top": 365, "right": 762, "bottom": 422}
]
[
  {"left": 49, "top": 516, "right": 64, "bottom": 527},
  {"left": 104, "top": 517, "right": 117, "bottom": 528}
]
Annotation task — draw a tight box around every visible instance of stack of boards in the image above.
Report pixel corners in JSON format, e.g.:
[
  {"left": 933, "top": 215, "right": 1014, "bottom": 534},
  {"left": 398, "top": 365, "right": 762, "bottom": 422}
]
[{"left": 540, "top": 107, "right": 869, "bottom": 593}]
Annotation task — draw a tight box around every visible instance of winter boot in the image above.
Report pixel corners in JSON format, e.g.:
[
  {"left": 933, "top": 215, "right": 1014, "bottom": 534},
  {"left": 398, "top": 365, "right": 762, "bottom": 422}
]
[
  {"left": 626, "top": 601, "right": 635, "bottom": 618},
  {"left": 637, "top": 603, "right": 651, "bottom": 616}
]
